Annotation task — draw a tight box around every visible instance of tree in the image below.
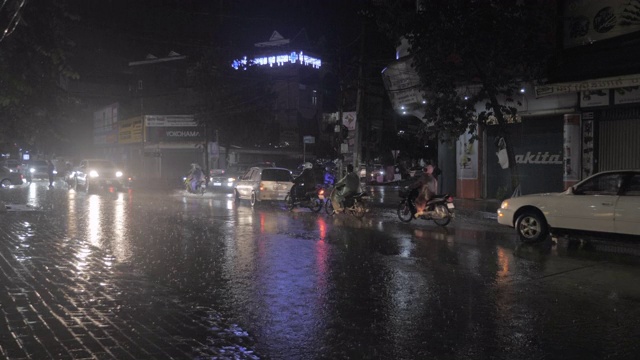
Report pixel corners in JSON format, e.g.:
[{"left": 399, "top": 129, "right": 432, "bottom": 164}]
[
  {"left": 375, "top": 0, "right": 554, "bottom": 194},
  {"left": 0, "top": 0, "right": 78, "bottom": 152}
]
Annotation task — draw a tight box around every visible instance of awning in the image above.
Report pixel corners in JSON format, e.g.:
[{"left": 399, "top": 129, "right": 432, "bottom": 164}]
[{"left": 535, "top": 74, "right": 640, "bottom": 98}]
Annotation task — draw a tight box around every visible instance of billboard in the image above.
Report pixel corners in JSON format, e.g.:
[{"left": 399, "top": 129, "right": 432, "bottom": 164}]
[
  {"left": 143, "top": 115, "right": 204, "bottom": 143},
  {"left": 564, "top": 0, "right": 640, "bottom": 49}
]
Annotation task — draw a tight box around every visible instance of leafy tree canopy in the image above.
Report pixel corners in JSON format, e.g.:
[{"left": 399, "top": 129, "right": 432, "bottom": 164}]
[
  {"left": 375, "top": 0, "right": 555, "bottom": 190},
  {"left": 0, "top": 0, "right": 78, "bottom": 152}
]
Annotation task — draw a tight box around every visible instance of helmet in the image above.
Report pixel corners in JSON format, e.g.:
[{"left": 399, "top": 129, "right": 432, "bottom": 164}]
[{"left": 303, "top": 162, "right": 313, "bottom": 169}]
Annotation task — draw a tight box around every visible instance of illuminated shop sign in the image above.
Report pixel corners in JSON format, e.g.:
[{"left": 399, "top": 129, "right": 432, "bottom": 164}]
[{"left": 232, "top": 51, "right": 321, "bottom": 70}]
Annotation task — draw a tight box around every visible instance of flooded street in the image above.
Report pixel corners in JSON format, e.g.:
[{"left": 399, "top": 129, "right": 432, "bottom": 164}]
[{"left": 2, "top": 181, "right": 640, "bottom": 359}]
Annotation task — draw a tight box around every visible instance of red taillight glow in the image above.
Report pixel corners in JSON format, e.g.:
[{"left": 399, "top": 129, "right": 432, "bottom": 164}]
[
  {"left": 259, "top": 182, "right": 264, "bottom": 191},
  {"left": 447, "top": 196, "right": 454, "bottom": 202}
]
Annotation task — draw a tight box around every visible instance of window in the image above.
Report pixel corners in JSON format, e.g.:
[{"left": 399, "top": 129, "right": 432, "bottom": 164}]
[
  {"left": 575, "top": 173, "right": 623, "bottom": 195},
  {"left": 261, "top": 169, "right": 292, "bottom": 182},
  {"left": 623, "top": 174, "right": 640, "bottom": 196}
]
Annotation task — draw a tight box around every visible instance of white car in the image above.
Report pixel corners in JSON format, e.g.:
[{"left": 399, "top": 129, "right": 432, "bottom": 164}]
[
  {"left": 497, "top": 170, "right": 640, "bottom": 242},
  {"left": 234, "top": 166, "right": 294, "bottom": 206},
  {"left": 71, "top": 159, "right": 126, "bottom": 193}
]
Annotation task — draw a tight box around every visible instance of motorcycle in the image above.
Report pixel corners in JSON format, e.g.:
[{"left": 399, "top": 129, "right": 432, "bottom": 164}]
[
  {"left": 183, "top": 176, "right": 207, "bottom": 195},
  {"left": 397, "top": 187, "right": 454, "bottom": 226},
  {"left": 324, "top": 187, "right": 370, "bottom": 219},
  {"left": 285, "top": 184, "right": 324, "bottom": 212}
]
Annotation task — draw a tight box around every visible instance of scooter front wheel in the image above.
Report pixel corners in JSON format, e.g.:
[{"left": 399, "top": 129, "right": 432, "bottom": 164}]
[{"left": 397, "top": 201, "right": 413, "bottom": 223}]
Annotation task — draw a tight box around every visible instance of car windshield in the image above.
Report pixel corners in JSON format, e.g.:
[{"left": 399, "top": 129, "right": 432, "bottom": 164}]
[{"left": 261, "top": 169, "right": 291, "bottom": 182}]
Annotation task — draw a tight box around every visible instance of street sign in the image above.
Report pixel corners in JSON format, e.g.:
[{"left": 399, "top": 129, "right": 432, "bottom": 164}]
[{"left": 303, "top": 136, "right": 315, "bottom": 144}]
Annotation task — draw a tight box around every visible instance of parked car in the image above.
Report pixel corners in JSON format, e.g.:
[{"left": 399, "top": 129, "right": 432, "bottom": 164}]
[
  {"left": 497, "top": 170, "right": 640, "bottom": 242},
  {"left": 233, "top": 166, "right": 294, "bottom": 206},
  {"left": 70, "top": 159, "right": 126, "bottom": 193},
  {"left": 26, "top": 159, "right": 54, "bottom": 180},
  {"left": 0, "top": 166, "right": 26, "bottom": 188}
]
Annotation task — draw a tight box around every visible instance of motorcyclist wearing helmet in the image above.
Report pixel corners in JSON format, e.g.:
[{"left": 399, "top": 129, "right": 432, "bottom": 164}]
[
  {"left": 187, "top": 163, "right": 205, "bottom": 192},
  {"left": 331, "top": 164, "right": 360, "bottom": 212},
  {"left": 292, "top": 162, "right": 317, "bottom": 201}
]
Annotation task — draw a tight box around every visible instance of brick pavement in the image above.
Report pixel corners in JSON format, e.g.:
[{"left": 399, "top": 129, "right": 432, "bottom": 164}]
[{"left": 0, "top": 211, "right": 258, "bottom": 360}]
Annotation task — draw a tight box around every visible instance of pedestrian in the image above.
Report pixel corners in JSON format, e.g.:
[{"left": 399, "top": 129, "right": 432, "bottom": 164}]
[{"left": 47, "top": 159, "right": 56, "bottom": 188}]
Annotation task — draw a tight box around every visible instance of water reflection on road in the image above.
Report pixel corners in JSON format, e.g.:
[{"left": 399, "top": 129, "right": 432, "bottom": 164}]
[{"left": 2, "top": 182, "right": 640, "bottom": 359}]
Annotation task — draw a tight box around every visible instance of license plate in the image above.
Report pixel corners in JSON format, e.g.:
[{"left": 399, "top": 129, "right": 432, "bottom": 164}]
[
  {"left": 213, "top": 182, "right": 222, "bottom": 186},
  {"left": 447, "top": 203, "right": 455, "bottom": 209}
]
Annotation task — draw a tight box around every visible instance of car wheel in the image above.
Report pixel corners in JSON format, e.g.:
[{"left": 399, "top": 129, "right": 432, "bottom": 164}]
[
  {"left": 516, "top": 211, "right": 549, "bottom": 243},
  {"left": 324, "top": 198, "right": 335, "bottom": 216},
  {"left": 250, "top": 191, "right": 257, "bottom": 207},
  {"left": 432, "top": 204, "right": 452, "bottom": 227},
  {"left": 397, "top": 201, "right": 413, "bottom": 223},
  {"left": 1, "top": 179, "right": 11, "bottom": 188}
]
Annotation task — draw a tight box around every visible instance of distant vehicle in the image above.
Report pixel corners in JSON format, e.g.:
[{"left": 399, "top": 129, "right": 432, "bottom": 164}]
[
  {"left": 210, "top": 162, "right": 276, "bottom": 191},
  {"left": 70, "top": 159, "right": 126, "bottom": 193},
  {"left": 1, "top": 159, "right": 24, "bottom": 174},
  {"left": 497, "top": 170, "right": 640, "bottom": 242},
  {"left": 26, "top": 159, "right": 54, "bottom": 180},
  {"left": 0, "top": 166, "right": 26, "bottom": 188},
  {"left": 233, "top": 166, "right": 294, "bottom": 206},
  {"left": 369, "top": 164, "right": 385, "bottom": 183}
]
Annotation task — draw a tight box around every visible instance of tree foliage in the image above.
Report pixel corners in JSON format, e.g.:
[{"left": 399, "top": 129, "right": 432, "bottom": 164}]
[
  {"left": 0, "top": 0, "right": 78, "bottom": 151},
  {"left": 375, "top": 0, "right": 555, "bottom": 192}
]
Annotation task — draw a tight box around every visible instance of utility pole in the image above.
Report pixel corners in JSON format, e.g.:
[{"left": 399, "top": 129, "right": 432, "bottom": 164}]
[{"left": 353, "top": 12, "right": 367, "bottom": 171}]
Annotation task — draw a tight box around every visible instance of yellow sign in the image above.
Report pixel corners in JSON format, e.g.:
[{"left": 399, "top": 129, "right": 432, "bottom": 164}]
[{"left": 118, "top": 116, "right": 143, "bottom": 144}]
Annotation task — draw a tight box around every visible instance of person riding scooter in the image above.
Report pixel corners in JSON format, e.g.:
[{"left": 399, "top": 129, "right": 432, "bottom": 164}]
[
  {"left": 331, "top": 164, "right": 360, "bottom": 213},
  {"left": 186, "top": 163, "right": 206, "bottom": 192},
  {"left": 408, "top": 164, "right": 438, "bottom": 217},
  {"left": 292, "top": 162, "right": 317, "bottom": 201}
]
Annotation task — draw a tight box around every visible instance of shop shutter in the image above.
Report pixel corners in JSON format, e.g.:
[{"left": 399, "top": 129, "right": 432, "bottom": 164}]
[{"left": 599, "top": 118, "right": 640, "bottom": 171}]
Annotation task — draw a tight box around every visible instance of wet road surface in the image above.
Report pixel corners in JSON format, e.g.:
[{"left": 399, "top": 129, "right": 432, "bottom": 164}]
[{"left": 1, "top": 180, "right": 640, "bottom": 359}]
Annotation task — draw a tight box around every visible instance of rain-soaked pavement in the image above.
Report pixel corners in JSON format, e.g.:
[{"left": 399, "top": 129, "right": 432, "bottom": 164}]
[{"left": 1, "top": 180, "right": 640, "bottom": 359}]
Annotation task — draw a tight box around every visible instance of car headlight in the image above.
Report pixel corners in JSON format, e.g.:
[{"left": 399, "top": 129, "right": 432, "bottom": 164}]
[
  {"left": 500, "top": 201, "right": 508, "bottom": 209},
  {"left": 89, "top": 170, "right": 99, "bottom": 177},
  {"left": 53, "top": 170, "right": 58, "bottom": 175},
  {"left": 30, "top": 168, "right": 35, "bottom": 173},
  {"left": 228, "top": 177, "right": 236, "bottom": 182},
  {"left": 115, "top": 171, "right": 123, "bottom": 177}
]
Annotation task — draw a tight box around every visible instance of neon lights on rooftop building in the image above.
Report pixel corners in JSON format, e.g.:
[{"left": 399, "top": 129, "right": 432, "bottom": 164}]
[{"left": 232, "top": 51, "right": 322, "bottom": 70}]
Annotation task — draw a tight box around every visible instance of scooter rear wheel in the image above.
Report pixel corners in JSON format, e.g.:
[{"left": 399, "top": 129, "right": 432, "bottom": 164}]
[{"left": 310, "top": 198, "right": 323, "bottom": 213}]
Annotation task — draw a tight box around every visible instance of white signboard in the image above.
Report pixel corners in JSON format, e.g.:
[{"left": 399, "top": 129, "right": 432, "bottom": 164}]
[
  {"left": 614, "top": 87, "right": 640, "bottom": 104},
  {"left": 145, "top": 115, "right": 196, "bottom": 127},
  {"left": 580, "top": 90, "right": 609, "bottom": 107}
]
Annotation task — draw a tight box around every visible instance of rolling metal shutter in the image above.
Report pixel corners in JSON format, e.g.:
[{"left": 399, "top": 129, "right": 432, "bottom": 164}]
[{"left": 599, "top": 117, "right": 640, "bottom": 171}]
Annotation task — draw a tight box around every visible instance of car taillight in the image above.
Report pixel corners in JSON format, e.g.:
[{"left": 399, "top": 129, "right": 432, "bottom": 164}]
[
  {"left": 447, "top": 196, "right": 454, "bottom": 202},
  {"left": 318, "top": 188, "right": 324, "bottom": 196},
  {"left": 259, "top": 182, "right": 265, "bottom": 191}
]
